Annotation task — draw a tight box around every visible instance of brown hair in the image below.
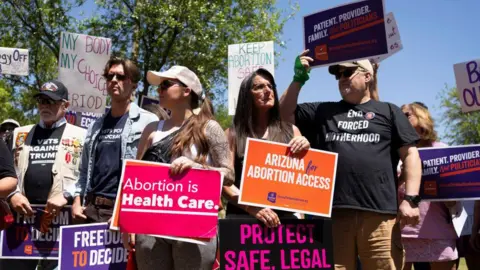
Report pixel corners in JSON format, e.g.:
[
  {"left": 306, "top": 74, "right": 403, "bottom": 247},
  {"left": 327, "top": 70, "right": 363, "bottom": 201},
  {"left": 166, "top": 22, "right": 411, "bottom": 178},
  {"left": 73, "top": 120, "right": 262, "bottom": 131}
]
[
  {"left": 170, "top": 92, "right": 214, "bottom": 165},
  {"left": 368, "top": 60, "right": 380, "bottom": 101},
  {"left": 401, "top": 103, "right": 437, "bottom": 146},
  {"left": 103, "top": 57, "right": 141, "bottom": 84}
]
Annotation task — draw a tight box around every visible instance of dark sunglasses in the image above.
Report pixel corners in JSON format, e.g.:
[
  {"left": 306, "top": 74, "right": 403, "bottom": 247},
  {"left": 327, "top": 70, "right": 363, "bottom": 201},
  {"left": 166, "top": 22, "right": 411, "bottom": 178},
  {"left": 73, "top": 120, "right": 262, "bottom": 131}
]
[
  {"left": 36, "top": 97, "right": 58, "bottom": 105},
  {"left": 335, "top": 68, "right": 358, "bottom": 80},
  {"left": 158, "top": 80, "right": 187, "bottom": 91},
  {"left": 104, "top": 73, "right": 127, "bottom": 81}
]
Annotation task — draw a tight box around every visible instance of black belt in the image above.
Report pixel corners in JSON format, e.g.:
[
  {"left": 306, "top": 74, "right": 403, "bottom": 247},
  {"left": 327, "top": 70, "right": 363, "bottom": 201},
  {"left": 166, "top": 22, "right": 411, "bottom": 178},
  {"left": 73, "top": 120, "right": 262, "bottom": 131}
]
[{"left": 86, "top": 194, "right": 115, "bottom": 208}]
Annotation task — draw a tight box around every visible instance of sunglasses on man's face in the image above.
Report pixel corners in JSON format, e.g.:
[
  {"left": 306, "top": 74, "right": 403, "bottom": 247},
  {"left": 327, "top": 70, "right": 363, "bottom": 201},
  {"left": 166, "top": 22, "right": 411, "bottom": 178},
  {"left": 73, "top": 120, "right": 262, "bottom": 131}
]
[
  {"left": 335, "top": 68, "right": 358, "bottom": 80},
  {"left": 158, "top": 80, "right": 187, "bottom": 91},
  {"left": 36, "top": 97, "right": 58, "bottom": 105},
  {"left": 104, "top": 73, "right": 127, "bottom": 81}
]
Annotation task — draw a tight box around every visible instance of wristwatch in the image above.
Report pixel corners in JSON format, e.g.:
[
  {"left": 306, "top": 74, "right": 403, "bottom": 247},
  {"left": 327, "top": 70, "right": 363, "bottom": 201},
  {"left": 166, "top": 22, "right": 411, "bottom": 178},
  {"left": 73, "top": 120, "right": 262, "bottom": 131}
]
[{"left": 404, "top": 195, "right": 421, "bottom": 207}]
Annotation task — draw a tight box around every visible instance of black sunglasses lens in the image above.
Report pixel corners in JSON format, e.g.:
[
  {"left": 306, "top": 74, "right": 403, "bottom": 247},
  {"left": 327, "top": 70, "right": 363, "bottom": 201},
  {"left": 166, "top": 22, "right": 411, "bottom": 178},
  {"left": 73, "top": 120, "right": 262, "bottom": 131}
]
[
  {"left": 345, "top": 69, "right": 354, "bottom": 77},
  {"left": 36, "top": 98, "right": 54, "bottom": 105},
  {"left": 336, "top": 69, "right": 355, "bottom": 80},
  {"left": 160, "top": 80, "right": 173, "bottom": 90},
  {"left": 105, "top": 73, "right": 126, "bottom": 81}
]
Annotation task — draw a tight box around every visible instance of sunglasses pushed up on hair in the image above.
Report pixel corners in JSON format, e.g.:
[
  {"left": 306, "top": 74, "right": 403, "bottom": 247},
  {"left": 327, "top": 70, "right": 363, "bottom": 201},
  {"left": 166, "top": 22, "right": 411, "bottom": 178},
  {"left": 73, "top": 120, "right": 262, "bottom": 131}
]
[
  {"left": 334, "top": 68, "right": 358, "bottom": 80},
  {"left": 104, "top": 73, "right": 127, "bottom": 81}
]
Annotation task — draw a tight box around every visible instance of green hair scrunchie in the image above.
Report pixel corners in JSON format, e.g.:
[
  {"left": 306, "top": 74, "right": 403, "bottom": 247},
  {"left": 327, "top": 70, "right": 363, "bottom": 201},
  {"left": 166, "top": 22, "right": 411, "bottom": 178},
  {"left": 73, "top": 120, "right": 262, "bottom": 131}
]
[{"left": 293, "top": 56, "right": 310, "bottom": 86}]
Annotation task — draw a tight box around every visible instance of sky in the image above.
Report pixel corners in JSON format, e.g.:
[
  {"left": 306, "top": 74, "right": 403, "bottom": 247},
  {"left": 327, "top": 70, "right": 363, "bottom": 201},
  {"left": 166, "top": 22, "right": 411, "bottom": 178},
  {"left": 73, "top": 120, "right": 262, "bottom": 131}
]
[
  {"left": 272, "top": 0, "right": 478, "bottom": 139},
  {"left": 71, "top": 0, "right": 479, "bottom": 139}
]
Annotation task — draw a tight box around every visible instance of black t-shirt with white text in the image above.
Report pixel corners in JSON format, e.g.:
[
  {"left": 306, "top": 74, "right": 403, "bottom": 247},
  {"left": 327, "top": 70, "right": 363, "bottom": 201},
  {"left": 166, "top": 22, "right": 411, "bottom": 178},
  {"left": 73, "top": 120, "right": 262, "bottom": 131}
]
[
  {"left": 24, "top": 125, "right": 66, "bottom": 204},
  {"left": 90, "top": 112, "right": 128, "bottom": 198},
  {"left": 295, "top": 99, "right": 419, "bottom": 214}
]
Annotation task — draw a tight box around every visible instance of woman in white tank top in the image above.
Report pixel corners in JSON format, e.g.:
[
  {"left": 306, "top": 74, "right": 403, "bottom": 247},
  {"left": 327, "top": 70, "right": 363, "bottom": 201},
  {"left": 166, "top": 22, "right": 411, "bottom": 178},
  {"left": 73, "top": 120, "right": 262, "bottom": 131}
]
[{"left": 123, "top": 66, "right": 233, "bottom": 270}]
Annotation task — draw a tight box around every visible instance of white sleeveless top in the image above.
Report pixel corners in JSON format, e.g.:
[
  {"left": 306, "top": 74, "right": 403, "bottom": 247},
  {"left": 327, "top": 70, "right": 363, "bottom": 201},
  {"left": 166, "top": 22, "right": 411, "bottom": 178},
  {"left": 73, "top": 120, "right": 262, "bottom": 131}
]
[{"left": 152, "top": 120, "right": 212, "bottom": 165}]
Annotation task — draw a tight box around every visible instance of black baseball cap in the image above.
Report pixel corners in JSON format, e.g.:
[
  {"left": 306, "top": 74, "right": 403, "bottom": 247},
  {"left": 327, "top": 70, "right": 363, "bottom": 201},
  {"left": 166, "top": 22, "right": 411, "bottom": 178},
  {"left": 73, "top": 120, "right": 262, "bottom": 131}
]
[{"left": 33, "top": 80, "right": 69, "bottom": 101}]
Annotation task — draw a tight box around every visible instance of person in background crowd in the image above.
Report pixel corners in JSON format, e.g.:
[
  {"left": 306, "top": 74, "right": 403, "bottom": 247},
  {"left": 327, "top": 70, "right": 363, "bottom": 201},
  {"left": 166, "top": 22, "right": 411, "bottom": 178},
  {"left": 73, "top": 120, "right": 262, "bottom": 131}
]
[
  {"left": 223, "top": 68, "right": 310, "bottom": 226},
  {"left": 72, "top": 57, "right": 158, "bottom": 223},
  {"left": 403, "top": 102, "right": 437, "bottom": 270},
  {"left": 142, "top": 103, "right": 170, "bottom": 120},
  {"left": 0, "top": 139, "right": 18, "bottom": 198},
  {"left": 0, "top": 119, "right": 20, "bottom": 151},
  {"left": 2, "top": 80, "right": 86, "bottom": 270},
  {"left": 121, "top": 65, "right": 233, "bottom": 270},
  {"left": 280, "top": 49, "right": 422, "bottom": 270},
  {"left": 399, "top": 102, "right": 459, "bottom": 270},
  {"left": 469, "top": 199, "right": 480, "bottom": 268},
  {"left": 453, "top": 199, "right": 479, "bottom": 270},
  {"left": 0, "top": 138, "right": 19, "bottom": 269}
]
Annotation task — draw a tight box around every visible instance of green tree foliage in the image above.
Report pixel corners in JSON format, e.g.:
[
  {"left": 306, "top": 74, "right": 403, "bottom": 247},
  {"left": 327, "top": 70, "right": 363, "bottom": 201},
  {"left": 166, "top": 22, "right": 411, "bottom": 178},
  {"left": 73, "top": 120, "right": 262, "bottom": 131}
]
[
  {"left": 80, "top": 0, "right": 298, "bottom": 102},
  {"left": 0, "top": 0, "right": 297, "bottom": 123},
  {"left": 214, "top": 104, "right": 233, "bottom": 130},
  {"left": 0, "top": 0, "right": 84, "bottom": 124},
  {"left": 437, "top": 85, "right": 480, "bottom": 145}
]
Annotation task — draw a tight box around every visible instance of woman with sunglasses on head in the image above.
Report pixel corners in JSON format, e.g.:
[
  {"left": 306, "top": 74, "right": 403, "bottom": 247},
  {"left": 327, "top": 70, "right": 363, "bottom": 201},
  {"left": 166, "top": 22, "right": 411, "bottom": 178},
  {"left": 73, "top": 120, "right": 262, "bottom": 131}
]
[
  {"left": 223, "top": 68, "right": 310, "bottom": 227},
  {"left": 123, "top": 66, "right": 234, "bottom": 270},
  {"left": 399, "top": 102, "right": 459, "bottom": 270}
]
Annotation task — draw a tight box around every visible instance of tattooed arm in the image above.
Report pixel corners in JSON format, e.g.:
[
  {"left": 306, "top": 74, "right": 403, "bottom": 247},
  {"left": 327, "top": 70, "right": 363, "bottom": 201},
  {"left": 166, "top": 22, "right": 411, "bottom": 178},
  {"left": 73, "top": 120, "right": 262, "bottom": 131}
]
[
  {"left": 170, "top": 120, "right": 234, "bottom": 186},
  {"left": 203, "top": 120, "right": 234, "bottom": 186}
]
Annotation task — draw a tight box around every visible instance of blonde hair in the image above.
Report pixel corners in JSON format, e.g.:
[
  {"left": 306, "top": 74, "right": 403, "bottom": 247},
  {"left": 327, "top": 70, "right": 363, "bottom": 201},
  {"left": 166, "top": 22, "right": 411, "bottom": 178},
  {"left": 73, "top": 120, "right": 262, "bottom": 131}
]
[{"left": 402, "top": 103, "right": 437, "bottom": 145}]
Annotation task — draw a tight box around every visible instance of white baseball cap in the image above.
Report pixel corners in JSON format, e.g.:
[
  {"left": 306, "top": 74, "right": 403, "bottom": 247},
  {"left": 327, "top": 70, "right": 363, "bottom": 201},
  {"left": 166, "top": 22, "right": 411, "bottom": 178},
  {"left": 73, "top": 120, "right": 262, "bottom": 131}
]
[
  {"left": 0, "top": 119, "right": 20, "bottom": 128},
  {"left": 328, "top": 59, "right": 374, "bottom": 76},
  {"left": 147, "top": 66, "right": 204, "bottom": 100}
]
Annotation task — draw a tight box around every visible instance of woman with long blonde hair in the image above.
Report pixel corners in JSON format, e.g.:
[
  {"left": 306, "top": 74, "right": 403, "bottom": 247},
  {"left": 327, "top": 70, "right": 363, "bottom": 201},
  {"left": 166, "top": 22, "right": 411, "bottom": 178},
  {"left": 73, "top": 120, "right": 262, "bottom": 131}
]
[{"left": 399, "top": 102, "right": 459, "bottom": 270}]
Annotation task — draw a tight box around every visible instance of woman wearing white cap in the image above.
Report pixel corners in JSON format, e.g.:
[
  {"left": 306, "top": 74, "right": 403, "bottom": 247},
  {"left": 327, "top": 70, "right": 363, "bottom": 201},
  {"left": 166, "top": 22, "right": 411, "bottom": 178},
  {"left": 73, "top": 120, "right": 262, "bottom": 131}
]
[{"left": 123, "top": 65, "right": 234, "bottom": 270}]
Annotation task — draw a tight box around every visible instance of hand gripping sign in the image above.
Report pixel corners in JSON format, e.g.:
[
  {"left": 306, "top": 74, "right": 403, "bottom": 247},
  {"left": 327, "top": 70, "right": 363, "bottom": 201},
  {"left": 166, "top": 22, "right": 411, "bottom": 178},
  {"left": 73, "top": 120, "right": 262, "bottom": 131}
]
[
  {"left": 238, "top": 138, "right": 338, "bottom": 218},
  {"left": 58, "top": 223, "right": 127, "bottom": 270},
  {"left": 110, "top": 160, "right": 223, "bottom": 239}
]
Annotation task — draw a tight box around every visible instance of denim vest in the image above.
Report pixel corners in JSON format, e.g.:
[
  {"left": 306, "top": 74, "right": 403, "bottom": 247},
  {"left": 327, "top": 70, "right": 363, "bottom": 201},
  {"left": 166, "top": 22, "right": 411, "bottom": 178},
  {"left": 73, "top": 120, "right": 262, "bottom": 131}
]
[{"left": 73, "top": 103, "right": 158, "bottom": 200}]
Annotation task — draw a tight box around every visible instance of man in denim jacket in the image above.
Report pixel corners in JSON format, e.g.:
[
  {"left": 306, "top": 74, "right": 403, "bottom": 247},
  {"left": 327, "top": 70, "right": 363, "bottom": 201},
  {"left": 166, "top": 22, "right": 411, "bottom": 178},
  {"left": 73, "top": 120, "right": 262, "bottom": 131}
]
[{"left": 70, "top": 57, "right": 158, "bottom": 223}]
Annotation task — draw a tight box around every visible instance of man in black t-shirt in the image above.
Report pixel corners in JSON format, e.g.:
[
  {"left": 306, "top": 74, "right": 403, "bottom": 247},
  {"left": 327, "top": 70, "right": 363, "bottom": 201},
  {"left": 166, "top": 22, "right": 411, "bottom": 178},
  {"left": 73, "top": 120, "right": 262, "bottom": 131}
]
[
  {"left": 280, "top": 50, "right": 422, "bottom": 270},
  {"left": 72, "top": 58, "right": 157, "bottom": 223},
  {"left": 3, "top": 80, "right": 86, "bottom": 270},
  {"left": 0, "top": 139, "right": 18, "bottom": 197}
]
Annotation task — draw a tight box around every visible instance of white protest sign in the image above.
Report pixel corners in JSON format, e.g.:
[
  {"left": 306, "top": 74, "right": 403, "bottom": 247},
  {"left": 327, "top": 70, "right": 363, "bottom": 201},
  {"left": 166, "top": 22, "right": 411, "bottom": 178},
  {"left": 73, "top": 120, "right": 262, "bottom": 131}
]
[
  {"left": 372, "top": 12, "right": 403, "bottom": 62},
  {"left": 454, "top": 59, "right": 480, "bottom": 113},
  {"left": 228, "top": 41, "right": 274, "bottom": 115},
  {"left": 0, "top": 47, "right": 29, "bottom": 76},
  {"left": 58, "top": 32, "right": 112, "bottom": 114}
]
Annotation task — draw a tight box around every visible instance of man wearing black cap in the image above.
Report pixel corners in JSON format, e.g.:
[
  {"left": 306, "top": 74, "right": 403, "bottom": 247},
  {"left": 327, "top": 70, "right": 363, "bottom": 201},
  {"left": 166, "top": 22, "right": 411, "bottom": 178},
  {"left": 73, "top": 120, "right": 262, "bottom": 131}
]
[
  {"left": 2, "top": 80, "right": 86, "bottom": 270},
  {"left": 280, "top": 50, "right": 422, "bottom": 270}
]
